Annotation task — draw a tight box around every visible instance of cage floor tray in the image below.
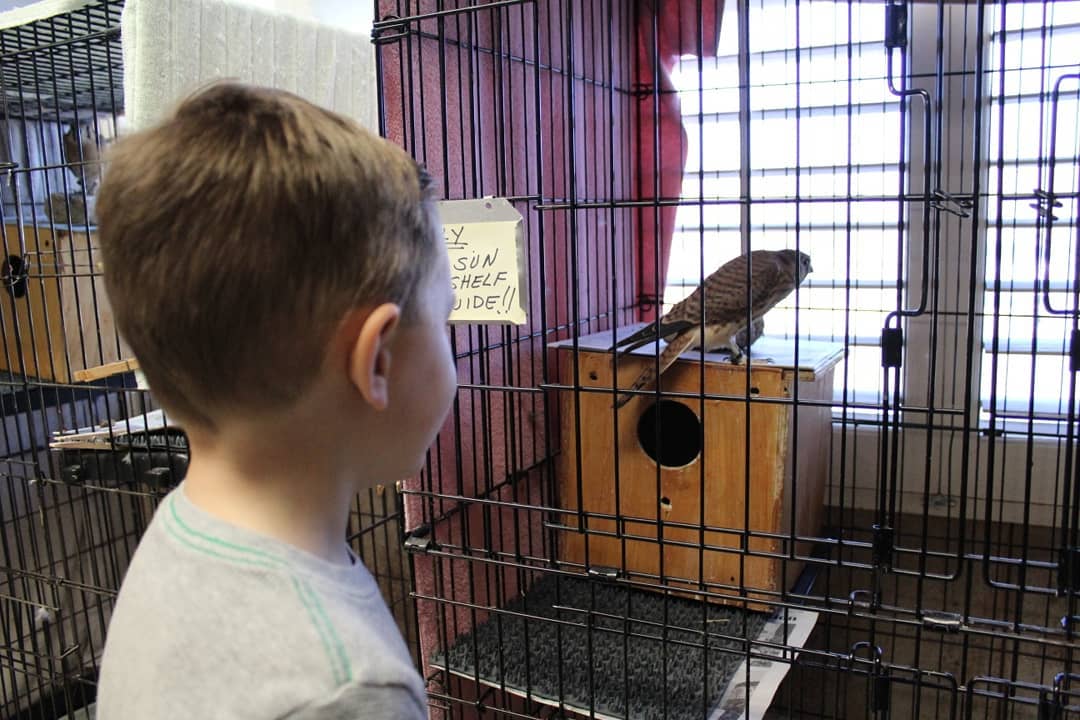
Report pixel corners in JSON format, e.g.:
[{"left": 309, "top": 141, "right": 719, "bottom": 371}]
[{"left": 432, "top": 574, "right": 818, "bottom": 719}]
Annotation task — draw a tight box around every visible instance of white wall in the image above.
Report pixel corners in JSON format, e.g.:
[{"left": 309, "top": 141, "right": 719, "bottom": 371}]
[{"left": 233, "top": 0, "right": 373, "bottom": 32}]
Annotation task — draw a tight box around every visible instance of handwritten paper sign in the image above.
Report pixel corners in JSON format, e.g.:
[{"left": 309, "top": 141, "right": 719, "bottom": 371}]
[{"left": 440, "top": 198, "right": 528, "bottom": 325}]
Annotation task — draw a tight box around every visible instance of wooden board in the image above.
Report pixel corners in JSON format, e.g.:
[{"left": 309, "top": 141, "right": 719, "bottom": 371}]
[{"left": 72, "top": 357, "right": 139, "bottom": 383}]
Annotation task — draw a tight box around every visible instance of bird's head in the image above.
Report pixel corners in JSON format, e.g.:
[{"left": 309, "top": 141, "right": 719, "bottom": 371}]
[
  {"left": 779, "top": 249, "right": 813, "bottom": 284},
  {"left": 797, "top": 251, "right": 813, "bottom": 282}
]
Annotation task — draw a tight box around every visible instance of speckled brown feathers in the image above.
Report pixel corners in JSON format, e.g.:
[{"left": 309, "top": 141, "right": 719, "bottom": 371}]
[
  {"left": 62, "top": 123, "right": 102, "bottom": 194},
  {"left": 612, "top": 249, "right": 812, "bottom": 408}
]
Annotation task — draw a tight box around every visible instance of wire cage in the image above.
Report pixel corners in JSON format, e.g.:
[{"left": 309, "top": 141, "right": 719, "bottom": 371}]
[
  {"left": 0, "top": 0, "right": 1076, "bottom": 718},
  {"left": 0, "top": 3, "right": 133, "bottom": 717},
  {"left": 0, "top": 5, "right": 414, "bottom": 719},
  {"left": 374, "top": 0, "right": 1080, "bottom": 718}
]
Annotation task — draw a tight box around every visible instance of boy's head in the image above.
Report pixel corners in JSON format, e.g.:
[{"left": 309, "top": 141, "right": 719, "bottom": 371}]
[{"left": 97, "top": 82, "right": 447, "bottom": 433}]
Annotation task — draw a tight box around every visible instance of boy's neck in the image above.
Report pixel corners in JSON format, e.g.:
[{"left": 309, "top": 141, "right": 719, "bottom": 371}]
[{"left": 180, "top": 413, "right": 364, "bottom": 567}]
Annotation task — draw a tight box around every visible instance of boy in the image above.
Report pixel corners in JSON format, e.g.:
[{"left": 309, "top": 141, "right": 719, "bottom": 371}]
[{"left": 95, "top": 82, "right": 456, "bottom": 719}]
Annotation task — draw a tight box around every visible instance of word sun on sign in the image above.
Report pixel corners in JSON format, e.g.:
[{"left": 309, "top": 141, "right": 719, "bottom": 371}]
[
  {"left": 440, "top": 197, "right": 527, "bottom": 325},
  {"left": 449, "top": 245, "right": 517, "bottom": 315}
]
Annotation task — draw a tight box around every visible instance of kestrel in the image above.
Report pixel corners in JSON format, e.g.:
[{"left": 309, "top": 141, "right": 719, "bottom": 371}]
[{"left": 612, "top": 249, "right": 812, "bottom": 409}]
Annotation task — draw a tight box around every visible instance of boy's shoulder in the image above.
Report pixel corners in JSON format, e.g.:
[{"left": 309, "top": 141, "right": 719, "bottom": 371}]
[{"left": 96, "top": 487, "right": 426, "bottom": 719}]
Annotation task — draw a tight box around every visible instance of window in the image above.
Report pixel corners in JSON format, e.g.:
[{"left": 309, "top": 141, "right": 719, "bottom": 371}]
[
  {"left": 667, "top": 0, "right": 902, "bottom": 410},
  {"left": 983, "top": 1, "right": 1080, "bottom": 423},
  {"left": 669, "top": 0, "right": 1080, "bottom": 425}
]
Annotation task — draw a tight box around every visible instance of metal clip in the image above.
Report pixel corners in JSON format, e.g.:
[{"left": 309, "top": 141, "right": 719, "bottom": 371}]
[
  {"left": 371, "top": 15, "right": 409, "bottom": 45},
  {"left": 0, "top": 162, "right": 17, "bottom": 194},
  {"left": 1070, "top": 330, "right": 1080, "bottom": 373},
  {"left": 403, "top": 525, "right": 434, "bottom": 553},
  {"left": 1058, "top": 546, "right": 1080, "bottom": 595},
  {"left": 850, "top": 642, "right": 891, "bottom": 716},
  {"left": 586, "top": 565, "right": 621, "bottom": 581},
  {"left": 884, "top": 2, "right": 907, "bottom": 49},
  {"left": 848, "top": 589, "right": 874, "bottom": 615},
  {"left": 61, "top": 464, "right": 84, "bottom": 485},
  {"left": 2, "top": 255, "right": 29, "bottom": 299},
  {"left": 872, "top": 673, "right": 892, "bottom": 715},
  {"left": 921, "top": 610, "right": 963, "bottom": 633},
  {"left": 1032, "top": 188, "right": 1062, "bottom": 222},
  {"left": 880, "top": 328, "right": 903, "bottom": 369},
  {"left": 872, "top": 524, "right": 894, "bottom": 572},
  {"left": 849, "top": 641, "right": 885, "bottom": 666},
  {"left": 930, "top": 190, "right": 974, "bottom": 218},
  {"left": 636, "top": 293, "right": 661, "bottom": 313},
  {"left": 1039, "top": 690, "right": 1062, "bottom": 720},
  {"left": 1038, "top": 673, "right": 1077, "bottom": 720},
  {"left": 143, "top": 467, "right": 174, "bottom": 492}
]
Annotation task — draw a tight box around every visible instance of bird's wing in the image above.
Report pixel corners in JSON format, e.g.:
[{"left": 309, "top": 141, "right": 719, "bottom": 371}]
[
  {"left": 609, "top": 286, "right": 703, "bottom": 352},
  {"left": 745, "top": 253, "right": 800, "bottom": 315},
  {"left": 610, "top": 275, "right": 710, "bottom": 355},
  {"left": 62, "top": 128, "right": 79, "bottom": 164},
  {"left": 699, "top": 251, "right": 795, "bottom": 321},
  {"left": 613, "top": 250, "right": 796, "bottom": 354},
  {"left": 614, "top": 328, "right": 698, "bottom": 409}
]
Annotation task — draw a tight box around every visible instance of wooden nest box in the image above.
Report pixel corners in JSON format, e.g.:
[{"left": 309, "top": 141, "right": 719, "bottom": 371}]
[
  {"left": 0, "top": 223, "right": 130, "bottom": 384},
  {"left": 551, "top": 324, "right": 844, "bottom": 610}
]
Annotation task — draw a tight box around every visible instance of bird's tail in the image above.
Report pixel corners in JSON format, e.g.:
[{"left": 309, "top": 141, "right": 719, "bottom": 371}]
[
  {"left": 613, "top": 331, "right": 697, "bottom": 409},
  {"left": 609, "top": 323, "right": 656, "bottom": 352},
  {"left": 609, "top": 320, "right": 695, "bottom": 356}
]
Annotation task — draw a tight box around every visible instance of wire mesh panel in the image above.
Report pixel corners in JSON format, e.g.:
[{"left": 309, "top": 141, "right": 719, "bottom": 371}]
[
  {"left": 0, "top": 3, "right": 139, "bottom": 717},
  {"left": 0, "top": 4, "right": 415, "bottom": 719},
  {"left": 0, "top": 0, "right": 1077, "bottom": 716},
  {"left": 376, "top": 0, "right": 1080, "bottom": 718}
]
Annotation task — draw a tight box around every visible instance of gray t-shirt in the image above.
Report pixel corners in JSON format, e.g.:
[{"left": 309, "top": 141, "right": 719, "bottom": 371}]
[{"left": 97, "top": 485, "right": 427, "bottom": 719}]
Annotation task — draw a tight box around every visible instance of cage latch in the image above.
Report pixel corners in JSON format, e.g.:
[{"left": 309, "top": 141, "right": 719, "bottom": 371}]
[
  {"left": 1032, "top": 188, "right": 1062, "bottom": 222},
  {"left": 371, "top": 15, "right": 409, "bottom": 45},
  {"left": 60, "top": 464, "right": 85, "bottom": 485},
  {"left": 1069, "top": 330, "right": 1080, "bottom": 373},
  {"left": 880, "top": 328, "right": 903, "bottom": 369},
  {"left": 872, "top": 672, "right": 891, "bottom": 716},
  {"left": 586, "top": 565, "right": 621, "bottom": 581},
  {"left": 2, "top": 254, "right": 29, "bottom": 299},
  {"left": 404, "top": 525, "right": 434, "bottom": 553},
  {"left": 636, "top": 293, "right": 661, "bottom": 314},
  {"left": 930, "top": 190, "right": 973, "bottom": 218},
  {"left": 1038, "top": 674, "right": 1075, "bottom": 720},
  {"left": 1039, "top": 691, "right": 1062, "bottom": 720},
  {"left": 884, "top": 2, "right": 907, "bottom": 49},
  {"left": 851, "top": 642, "right": 890, "bottom": 717},
  {"left": 921, "top": 610, "right": 962, "bottom": 633},
  {"left": 143, "top": 467, "right": 174, "bottom": 492},
  {"left": 0, "top": 162, "right": 16, "bottom": 196},
  {"left": 872, "top": 524, "right": 894, "bottom": 571},
  {"left": 1058, "top": 546, "right": 1080, "bottom": 594},
  {"left": 0, "top": 160, "right": 18, "bottom": 193}
]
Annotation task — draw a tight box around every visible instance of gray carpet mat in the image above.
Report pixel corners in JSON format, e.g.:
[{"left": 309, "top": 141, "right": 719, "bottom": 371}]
[{"left": 435, "top": 573, "right": 769, "bottom": 719}]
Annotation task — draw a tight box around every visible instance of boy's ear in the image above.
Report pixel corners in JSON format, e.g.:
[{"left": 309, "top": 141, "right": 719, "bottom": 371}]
[{"left": 347, "top": 303, "right": 401, "bottom": 411}]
